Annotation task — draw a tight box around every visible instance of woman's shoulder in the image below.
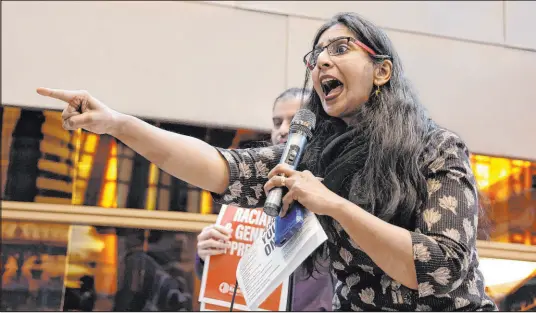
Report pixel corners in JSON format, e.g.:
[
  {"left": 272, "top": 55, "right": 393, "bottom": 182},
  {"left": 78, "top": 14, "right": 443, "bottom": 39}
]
[
  {"left": 424, "top": 126, "right": 470, "bottom": 158},
  {"left": 420, "top": 126, "right": 472, "bottom": 173}
]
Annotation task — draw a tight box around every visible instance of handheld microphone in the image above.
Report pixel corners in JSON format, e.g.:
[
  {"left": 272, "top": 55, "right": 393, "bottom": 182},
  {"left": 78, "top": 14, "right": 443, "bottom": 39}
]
[{"left": 263, "top": 109, "right": 316, "bottom": 217}]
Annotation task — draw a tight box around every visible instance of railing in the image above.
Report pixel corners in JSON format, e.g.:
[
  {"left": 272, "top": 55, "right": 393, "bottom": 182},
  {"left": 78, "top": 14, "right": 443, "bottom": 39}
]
[
  {"left": 1, "top": 201, "right": 216, "bottom": 233},
  {"left": 2, "top": 200, "right": 536, "bottom": 262}
]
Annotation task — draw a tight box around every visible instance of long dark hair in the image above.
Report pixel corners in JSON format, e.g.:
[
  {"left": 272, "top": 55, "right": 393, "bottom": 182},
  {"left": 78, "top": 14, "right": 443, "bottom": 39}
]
[{"left": 298, "top": 12, "right": 435, "bottom": 277}]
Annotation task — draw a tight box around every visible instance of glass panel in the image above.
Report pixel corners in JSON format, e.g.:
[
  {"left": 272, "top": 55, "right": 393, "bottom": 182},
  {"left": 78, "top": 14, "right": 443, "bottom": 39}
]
[
  {"left": 4, "top": 218, "right": 536, "bottom": 311},
  {"left": 65, "top": 224, "right": 199, "bottom": 311},
  {"left": 470, "top": 153, "right": 536, "bottom": 245},
  {"left": 1, "top": 219, "right": 199, "bottom": 311},
  {"left": 1, "top": 220, "right": 70, "bottom": 311}
]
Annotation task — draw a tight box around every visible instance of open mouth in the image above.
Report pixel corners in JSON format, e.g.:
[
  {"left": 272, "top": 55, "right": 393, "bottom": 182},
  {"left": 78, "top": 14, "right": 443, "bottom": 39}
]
[{"left": 321, "top": 78, "right": 344, "bottom": 99}]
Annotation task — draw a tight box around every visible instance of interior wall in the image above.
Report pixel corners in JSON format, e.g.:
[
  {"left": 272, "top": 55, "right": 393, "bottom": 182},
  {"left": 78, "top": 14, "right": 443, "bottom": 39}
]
[{"left": 2, "top": 1, "right": 534, "bottom": 159}]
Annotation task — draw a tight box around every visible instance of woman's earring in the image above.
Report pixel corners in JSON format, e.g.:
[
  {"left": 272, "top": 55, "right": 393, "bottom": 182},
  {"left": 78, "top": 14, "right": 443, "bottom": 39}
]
[{"left": 375, "top": 85, "right": 381, "bottom": 97}]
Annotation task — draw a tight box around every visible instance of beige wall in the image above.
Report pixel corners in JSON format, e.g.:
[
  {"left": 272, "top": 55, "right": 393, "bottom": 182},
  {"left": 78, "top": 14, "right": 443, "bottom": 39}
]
[{"left": 2, "top": 1, "right": 535, "bottom": 159}]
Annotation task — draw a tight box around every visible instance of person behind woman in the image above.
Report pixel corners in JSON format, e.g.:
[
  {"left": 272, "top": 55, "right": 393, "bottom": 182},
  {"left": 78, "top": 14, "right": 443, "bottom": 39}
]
[
  {"left": 195, "top": 87, "right": 333, "bottom": 311},
  {"left": 38, "top": 11, "right": 497, "bottom": 311}
]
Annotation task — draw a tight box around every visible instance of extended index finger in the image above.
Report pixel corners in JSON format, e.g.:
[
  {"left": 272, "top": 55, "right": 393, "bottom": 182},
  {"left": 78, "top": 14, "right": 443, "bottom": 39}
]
[{"left": 36, "top": 87, "right": 76, "bottom": 103}]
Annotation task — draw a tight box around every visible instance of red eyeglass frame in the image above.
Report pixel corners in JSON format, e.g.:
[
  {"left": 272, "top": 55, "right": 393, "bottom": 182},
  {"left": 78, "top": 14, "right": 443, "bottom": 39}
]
[{"left": 303, "top": 36, "right": 390, "bottom": 70}]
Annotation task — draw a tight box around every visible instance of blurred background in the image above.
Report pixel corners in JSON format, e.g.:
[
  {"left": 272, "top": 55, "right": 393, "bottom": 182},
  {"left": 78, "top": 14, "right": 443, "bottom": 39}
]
[{"left": 1, "top": 1, "right": 535, "bottom": 311}]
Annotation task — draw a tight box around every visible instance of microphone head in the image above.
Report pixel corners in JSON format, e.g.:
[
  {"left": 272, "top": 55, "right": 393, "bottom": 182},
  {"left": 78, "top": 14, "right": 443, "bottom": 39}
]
[{"left": 290, "top": 109, "right": 316, "bottom": 137}]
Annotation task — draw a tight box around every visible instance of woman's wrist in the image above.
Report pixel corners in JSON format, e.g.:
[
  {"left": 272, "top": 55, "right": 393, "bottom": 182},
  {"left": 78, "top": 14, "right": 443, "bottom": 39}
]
[
  {"left": 108, "top": 111, "right": 125, "bottom": 137},
  {"left": 329, "top": 197, "right": 354, "bottom": 221}
]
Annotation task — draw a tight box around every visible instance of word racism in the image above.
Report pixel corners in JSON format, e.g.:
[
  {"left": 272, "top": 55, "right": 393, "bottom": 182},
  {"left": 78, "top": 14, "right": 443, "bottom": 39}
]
[{"left": 226, "top": 208, "right": 274, "bottom": 257}]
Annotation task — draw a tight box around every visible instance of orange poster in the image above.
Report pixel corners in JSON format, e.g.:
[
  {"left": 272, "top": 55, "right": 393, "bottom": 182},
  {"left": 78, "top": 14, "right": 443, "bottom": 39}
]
[
  {"left": 200, "top": 302, "right": 243, "bottom": 312},
  {"left": 199, "top": 205, "right": 288, "bottom": 311}
]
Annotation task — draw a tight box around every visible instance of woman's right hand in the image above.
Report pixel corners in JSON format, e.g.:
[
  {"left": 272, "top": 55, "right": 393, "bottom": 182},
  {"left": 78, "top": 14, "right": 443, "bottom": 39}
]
[
  {"left": 36, "top": 88, "right": 122, "bottom": 135},
  {"left": 197, "top": 224, "right": 233, "bottom": 261}
]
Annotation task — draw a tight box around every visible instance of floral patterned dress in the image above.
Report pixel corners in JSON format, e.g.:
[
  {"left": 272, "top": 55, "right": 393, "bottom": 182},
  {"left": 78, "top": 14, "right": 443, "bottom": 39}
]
[{"left": 211, "top": 128, "right": 498, "bottom": 311}]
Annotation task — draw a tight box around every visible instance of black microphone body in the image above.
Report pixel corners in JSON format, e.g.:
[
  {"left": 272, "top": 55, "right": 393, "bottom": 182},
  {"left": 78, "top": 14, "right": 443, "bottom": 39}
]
[{"left": 263, "top": 109, "right": 316, "bottom": 217}]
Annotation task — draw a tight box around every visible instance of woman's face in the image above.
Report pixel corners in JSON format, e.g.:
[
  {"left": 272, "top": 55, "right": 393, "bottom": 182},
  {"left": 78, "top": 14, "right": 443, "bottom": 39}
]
[{"left": 311, "top": 24, "right": 376, "bottom": 122}]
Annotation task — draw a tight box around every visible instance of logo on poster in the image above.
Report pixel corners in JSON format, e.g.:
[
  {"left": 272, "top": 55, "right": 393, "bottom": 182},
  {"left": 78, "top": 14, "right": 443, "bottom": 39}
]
[
  {"left": 219, "top": 282, "right": 230, "bottom": 294},
  {"left": 219, "top": 282, "right": 242, "bottom": 296}
]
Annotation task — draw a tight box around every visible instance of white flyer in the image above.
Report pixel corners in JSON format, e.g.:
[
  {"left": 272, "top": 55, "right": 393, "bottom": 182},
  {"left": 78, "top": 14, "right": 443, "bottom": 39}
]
[{"left": 235, "top": 210, "right": 328, "bottom": 310}]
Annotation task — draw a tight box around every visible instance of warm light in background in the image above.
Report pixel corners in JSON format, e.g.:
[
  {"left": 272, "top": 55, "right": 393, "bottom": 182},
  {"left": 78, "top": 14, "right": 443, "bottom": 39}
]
[
  {"left": 471, "top": 154, "right": 533, "bottom": 197},
  {"left": 200, "top": 190, "right": 213, "bottom": 215},
  {"left": 64, "top": 227, "right": 118, "bottom": 295},
  {"left": 64, "top": 226, "right": 105, "bottom": 289},
  {"left": 470, "top": 154, "right": 535, "bottom": 246},
  {"left": 72, "top": 132, "right": 100, "bottom": 205},
  {"left": 84, "top": 134, "right": 98, "bottom": 153},
  {"left": 143, "top": 162, "right": 161, "bottom": 251},
  {"left": 68, "top": 226, "right": 105, "bottom": 254},
  {"left": 99, "top": 140, "right": 118, "bottom": 208},
  {"left": 98, "top": 231, "right": 118, "bottom": 295},
  {"left": 65, "top": 134, "right": 119, "bottom": 297},
  {"left": 145, "top": 163, "right": 160, "bottom": 211}
]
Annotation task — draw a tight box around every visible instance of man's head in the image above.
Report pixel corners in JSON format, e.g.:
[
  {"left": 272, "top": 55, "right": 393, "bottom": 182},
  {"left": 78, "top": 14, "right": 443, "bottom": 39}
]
[{"left": 271, "top": 88, "right": 312, "bottom": 145}]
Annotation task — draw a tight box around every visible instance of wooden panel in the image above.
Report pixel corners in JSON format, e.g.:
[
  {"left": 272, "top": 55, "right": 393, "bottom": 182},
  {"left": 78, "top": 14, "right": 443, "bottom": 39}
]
[
  {"left": 34, "top": 196, "right": 72, "bottom": 204},
  {"left": 42, "top": 122, "right": 71, "bottom": 143},
  {"left": 1, "top": 200, "right": 217, "bottom": 231},
  {"left": 36, "top": 177, "right": 72, "bottom": 193},
  {"left": 40, "top": 141, "right": 71, "bottom": 160},
  {"left": 38, "top": 159, "right": 71, "bottom": 177},
  {"left": 1, "top": 107, "right": 20, "bottom": 194}
]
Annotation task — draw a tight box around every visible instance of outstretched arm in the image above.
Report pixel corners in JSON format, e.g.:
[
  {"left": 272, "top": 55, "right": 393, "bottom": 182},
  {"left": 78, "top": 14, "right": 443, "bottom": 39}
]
[
  {"left": 37, "top": 88, "right": 229, "bottom": 194},
  {"left": 112, "top": 113, "right": 229, "bottom": 194}
]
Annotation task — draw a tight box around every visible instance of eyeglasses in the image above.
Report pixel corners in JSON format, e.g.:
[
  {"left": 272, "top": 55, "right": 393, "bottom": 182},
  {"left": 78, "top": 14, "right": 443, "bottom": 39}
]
[{"left": 302, "top": 36, "right": 391, "bottom": 70}]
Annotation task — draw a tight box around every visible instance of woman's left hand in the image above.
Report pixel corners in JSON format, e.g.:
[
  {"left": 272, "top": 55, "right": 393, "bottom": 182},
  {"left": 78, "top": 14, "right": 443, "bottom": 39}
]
[{"left": 263, "top": 163, "right": 346, "bottom": 217}]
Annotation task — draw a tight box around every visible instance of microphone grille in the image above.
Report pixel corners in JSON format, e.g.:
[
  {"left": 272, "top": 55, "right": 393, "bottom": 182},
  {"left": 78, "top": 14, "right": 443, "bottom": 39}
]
[{"left": 290, "top": 109, "right": 316, "bottom": 131}]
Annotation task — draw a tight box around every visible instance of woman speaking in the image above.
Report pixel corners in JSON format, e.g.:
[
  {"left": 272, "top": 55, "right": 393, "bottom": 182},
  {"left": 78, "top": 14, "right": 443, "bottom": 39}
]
[{"left": 38, "top": 12, "right": 497, "bottom": 312}]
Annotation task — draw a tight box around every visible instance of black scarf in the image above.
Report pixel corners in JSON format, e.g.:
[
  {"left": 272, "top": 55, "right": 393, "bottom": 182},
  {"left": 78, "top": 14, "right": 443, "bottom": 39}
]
[
  {"left": 299, "top": 118, "right": 376, "bottom": 246},
  {"left": 307, "top": 120, "right": 368, "bottom": 203}
]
